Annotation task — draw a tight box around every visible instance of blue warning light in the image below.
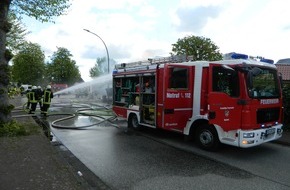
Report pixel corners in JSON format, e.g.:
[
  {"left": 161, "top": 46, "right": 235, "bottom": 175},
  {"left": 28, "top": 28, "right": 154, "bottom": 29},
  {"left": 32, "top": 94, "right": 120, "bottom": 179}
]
[
  {"left": 260, "top": 58, "right": 274, "bottom": 64},
  {"left": 231, "top": 53, "right": 249, "bottom": 59}
]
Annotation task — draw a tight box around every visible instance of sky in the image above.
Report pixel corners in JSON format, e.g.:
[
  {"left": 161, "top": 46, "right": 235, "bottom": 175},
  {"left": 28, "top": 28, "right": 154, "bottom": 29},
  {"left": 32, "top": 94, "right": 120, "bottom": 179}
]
[{"left": 22, "top": 0, "right": 290, "bottom": 82}]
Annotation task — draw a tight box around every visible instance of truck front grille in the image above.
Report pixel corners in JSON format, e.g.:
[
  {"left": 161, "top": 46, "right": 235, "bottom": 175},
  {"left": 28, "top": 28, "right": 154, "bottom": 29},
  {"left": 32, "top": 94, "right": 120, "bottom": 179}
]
[{"left": 257, "top": 108, "right": 280, "bottom": 124}]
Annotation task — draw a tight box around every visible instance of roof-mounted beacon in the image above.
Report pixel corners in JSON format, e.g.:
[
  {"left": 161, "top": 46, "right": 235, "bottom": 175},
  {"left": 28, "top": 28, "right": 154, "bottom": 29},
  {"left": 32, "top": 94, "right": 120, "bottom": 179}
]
[{"left": 223, "top": 52, "right": 274, "bottom": 64}]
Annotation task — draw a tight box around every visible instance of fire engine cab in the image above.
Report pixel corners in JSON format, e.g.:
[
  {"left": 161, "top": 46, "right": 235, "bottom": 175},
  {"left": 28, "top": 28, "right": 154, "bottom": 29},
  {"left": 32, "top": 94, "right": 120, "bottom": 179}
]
[{"left": 112, "top": 53, "right": 283, "bottom": 150}]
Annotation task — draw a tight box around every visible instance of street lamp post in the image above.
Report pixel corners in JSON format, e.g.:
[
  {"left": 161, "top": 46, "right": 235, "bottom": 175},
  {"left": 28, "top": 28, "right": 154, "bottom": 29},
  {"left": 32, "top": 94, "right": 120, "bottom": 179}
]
[{"left": 83, "top": 29, "right": 110, "bottom": 74}]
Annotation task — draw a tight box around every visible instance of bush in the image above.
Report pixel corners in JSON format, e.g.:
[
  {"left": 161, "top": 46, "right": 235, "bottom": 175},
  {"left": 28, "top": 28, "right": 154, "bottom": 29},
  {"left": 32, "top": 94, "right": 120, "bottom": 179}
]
[{"left": 0, "top": 120, "right": 39, "bottom": 137}]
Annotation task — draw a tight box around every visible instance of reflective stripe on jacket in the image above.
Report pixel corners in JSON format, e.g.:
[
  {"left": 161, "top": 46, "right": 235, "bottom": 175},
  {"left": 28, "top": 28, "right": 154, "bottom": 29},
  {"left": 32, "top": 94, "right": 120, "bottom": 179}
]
[
  {"left": 43, "top": 90, "right": 53, "bottom": 104},
  {"left": 29, "top": 91, "right": 37, "bottom": 103}
]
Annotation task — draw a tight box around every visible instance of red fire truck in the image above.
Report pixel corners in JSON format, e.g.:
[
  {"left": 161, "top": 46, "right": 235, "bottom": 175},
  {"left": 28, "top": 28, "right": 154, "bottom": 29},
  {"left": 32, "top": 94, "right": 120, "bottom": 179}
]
[{"left": 112, "top": 53, "right": 283, "bottom": 150}]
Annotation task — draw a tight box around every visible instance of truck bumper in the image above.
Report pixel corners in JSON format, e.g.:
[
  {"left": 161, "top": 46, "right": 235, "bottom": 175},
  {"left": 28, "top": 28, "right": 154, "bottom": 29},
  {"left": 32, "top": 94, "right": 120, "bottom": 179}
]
[{"left": 238, "top": 124, "right": 283, "bottom": 148}]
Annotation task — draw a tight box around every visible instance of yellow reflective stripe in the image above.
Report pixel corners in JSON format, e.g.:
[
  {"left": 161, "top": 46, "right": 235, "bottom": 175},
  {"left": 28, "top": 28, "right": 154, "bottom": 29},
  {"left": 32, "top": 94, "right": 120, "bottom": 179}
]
[
  {"left": 30, "top": 92, "right": 37, "bottom": 103},
  {"left": 43, "top": 91, "right": 51, "bottom": 104}
]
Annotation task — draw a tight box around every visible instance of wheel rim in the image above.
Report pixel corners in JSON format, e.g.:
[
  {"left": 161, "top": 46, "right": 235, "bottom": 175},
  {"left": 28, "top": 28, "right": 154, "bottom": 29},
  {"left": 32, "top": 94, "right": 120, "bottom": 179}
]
[
  {"left": 199, "top": 130, "right": 213, "bottom": 146},
  {"left": 131, "top": 116, "right": 138, "bottom": 128}
]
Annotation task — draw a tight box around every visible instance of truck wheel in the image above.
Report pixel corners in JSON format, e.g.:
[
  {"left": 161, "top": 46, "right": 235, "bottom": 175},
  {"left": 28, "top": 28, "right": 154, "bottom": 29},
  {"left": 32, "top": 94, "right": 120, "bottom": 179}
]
[
  {"left": 196, "top": 125, "right": 219, "bottom": 151},
  {"left": 128, "top": 114, "right": 140, "bottom": 129}
]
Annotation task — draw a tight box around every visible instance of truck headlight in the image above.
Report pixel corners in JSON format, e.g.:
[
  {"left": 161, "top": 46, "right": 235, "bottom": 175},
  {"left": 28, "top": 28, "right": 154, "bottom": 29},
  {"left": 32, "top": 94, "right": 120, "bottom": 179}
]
[
  {"left": 242, "top": 140, "right": 255, "bottom": 144},
  {"left": 243, "top": 132, "right": 255, "bottom": 138}
]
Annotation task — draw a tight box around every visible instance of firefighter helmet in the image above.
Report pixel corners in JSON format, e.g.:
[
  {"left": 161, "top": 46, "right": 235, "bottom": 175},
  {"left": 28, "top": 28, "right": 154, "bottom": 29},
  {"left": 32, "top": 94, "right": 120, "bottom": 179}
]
[
  {"left": 32, "top": 86, "right": 37, "bottom": 90},
  {"left": 46, "top": 85, "right": 51, "bottom": 89}
]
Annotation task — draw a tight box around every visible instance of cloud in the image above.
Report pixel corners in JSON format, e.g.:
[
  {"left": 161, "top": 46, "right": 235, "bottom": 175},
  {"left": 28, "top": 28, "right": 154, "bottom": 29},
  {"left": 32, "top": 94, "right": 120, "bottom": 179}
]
[
  {"left": 174, "top": 5, "right": 223, "bottom": 33},
  {"left": 23, "top": 0, "right": 290, "bottom": 82},
  {"left": 283, "top": 25, "right": 290, "bottom": 31},
  {"left": 81, "top": 43, "right": 131, "bottom": 61},
  {"left": 108, "top": 44, "right": 131, "bottom": 60},
  {"left": 81, "top": 45, "right": 102, "bottom": 59},
  {"left": 142, "top": 48, "right": 169, "bottom": 59}
]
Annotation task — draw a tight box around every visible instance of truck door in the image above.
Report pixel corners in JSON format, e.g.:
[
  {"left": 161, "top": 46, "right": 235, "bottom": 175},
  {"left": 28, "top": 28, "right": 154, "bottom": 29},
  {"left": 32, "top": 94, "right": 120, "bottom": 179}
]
[
  {"left": 160, "top": 64, "right": 193, "bottom": 132},
  {"left": 208, "top": 64, "right": 242, "bottom": 131}
]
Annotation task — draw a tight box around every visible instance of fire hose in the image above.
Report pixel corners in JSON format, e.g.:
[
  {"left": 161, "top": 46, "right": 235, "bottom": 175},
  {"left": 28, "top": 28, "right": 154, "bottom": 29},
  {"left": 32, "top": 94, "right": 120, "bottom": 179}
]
[{"left": 11, "top": 102, "right": 119, "bottom": 130}]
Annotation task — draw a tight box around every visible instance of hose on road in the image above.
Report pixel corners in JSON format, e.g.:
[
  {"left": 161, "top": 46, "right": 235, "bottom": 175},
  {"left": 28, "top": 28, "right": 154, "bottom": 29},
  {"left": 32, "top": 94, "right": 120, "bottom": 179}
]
[{"left": 12, "top": 102, "right": 120, "bottom": 129}]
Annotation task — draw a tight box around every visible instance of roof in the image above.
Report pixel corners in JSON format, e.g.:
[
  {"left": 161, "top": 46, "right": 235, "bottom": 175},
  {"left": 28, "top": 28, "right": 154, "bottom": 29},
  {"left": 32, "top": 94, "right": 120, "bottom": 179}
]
[
  {"left": 276, "top": 64, "right": 290, "bottom": 81},
  {"left": 277, "top": 58, "right": 290, "bottom": 64}
]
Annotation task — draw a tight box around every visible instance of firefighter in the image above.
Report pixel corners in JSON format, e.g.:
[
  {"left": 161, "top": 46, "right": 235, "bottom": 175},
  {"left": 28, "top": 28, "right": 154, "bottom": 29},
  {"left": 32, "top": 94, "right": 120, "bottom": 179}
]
[
  {"left": 26, "top": 86, "right": 32, "bottom": 110},
  {"left": 41, "top": 85, "right": 54, "bottom": 116},
  {"left": 36, "top": 86, "right": 43, "bottom": 110},
  {"left": 29, "top": 86, "right": 38, "bottom": 114}
]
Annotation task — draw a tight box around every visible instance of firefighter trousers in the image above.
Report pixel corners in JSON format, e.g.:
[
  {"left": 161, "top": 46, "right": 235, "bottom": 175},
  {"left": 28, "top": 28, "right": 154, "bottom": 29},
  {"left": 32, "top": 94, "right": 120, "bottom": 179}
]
[
  {"left": 41, "top": 103, "right": 51, "bottom": 116},
  {"left": 26, "top": 101, "right": 31, "bottom": 109},
  {"left": 29, "top": 102, "right": 37, "bottom": 114}
]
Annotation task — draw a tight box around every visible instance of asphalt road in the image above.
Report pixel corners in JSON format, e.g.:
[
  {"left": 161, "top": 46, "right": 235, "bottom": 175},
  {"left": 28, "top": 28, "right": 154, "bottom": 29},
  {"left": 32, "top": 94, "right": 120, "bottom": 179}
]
[{"left": 48, "top": 116, "right": 290, "bottom": 190}]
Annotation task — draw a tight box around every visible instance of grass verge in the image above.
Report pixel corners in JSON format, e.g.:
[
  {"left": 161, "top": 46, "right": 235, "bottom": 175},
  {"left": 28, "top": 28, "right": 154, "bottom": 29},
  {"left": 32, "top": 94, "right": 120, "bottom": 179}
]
[{"left": 0, "top": 120, "right": 40, "bottom": 137}]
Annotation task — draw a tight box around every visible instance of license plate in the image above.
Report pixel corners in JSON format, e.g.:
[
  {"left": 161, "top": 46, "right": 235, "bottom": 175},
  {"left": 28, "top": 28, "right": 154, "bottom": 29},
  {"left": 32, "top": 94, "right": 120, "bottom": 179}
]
[{"left": 266, "top": 128, "right": 275, "bottom": 135}]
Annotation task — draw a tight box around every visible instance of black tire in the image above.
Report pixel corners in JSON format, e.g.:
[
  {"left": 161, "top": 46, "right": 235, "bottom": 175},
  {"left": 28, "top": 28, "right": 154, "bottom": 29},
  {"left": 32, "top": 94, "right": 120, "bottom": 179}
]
[
  {"left": 128, "top": 114, "right": 140, "bottom": 129},
  {"left": 196, "top": 124, "right": 220, "bottom": 151}
]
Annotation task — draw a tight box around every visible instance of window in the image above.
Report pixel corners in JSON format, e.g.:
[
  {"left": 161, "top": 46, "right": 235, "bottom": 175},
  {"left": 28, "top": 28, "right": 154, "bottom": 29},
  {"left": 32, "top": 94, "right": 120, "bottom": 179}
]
[
  {"left": 168, "top": 67, "right": 188, "bottom": 89},
  {"left": 248, "top": 68, "right": 280, "bottom": 98},
  {"left": 212, "top": 66, "right": 239, "bottom": 97}
]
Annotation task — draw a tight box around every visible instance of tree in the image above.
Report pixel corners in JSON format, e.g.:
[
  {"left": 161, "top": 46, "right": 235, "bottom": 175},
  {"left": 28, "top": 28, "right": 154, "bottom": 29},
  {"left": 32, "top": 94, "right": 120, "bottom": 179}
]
[
  {"left": 90, "top": 57, "right": 118, "bottom": 78},
  {"left": 10, "top": 0, "right": 70, "bottom": 23},
  {"left": 12, "top": 42, "right": 45, "bottom": 85},
  {"left": 0, "top": 0, "right": 70, "bottom": 124},
  {"left": 171, "top": 35, "right": 223, "bottom": 61},
  {"left": 90, "top": 57, "right": 106, "bottom": 78},
  {"left": 47, "top": 47, "right": 81, "bottom": 86},
  {"left": 6, "top": 12, "right": 29, "bottom": 54}
]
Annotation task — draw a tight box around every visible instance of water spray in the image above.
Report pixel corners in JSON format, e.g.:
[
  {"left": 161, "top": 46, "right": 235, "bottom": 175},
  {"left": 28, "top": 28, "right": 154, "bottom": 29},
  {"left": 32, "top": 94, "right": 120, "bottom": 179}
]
[
  {"left": 12, "top": 74, "right": 116, "bottom": 129},
  {"left": 53, "top": 74, "right": 112, "bottom": 96}
]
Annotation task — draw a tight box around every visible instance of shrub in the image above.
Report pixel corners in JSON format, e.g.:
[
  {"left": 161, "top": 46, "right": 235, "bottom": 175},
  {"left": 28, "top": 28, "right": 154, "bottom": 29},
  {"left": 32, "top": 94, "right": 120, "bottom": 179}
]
[{"left": 0, "top": 120, "right": 39, "bottom": 137}]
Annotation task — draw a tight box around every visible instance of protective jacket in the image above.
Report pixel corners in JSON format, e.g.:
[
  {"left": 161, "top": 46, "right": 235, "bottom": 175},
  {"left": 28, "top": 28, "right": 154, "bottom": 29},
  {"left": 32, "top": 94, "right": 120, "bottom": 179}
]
[
  {"left": 43, "top": 89, "right": 53, "bottom": 104},
  {"left": 29, "top": 90, "right": 38, "bottom": 103}
]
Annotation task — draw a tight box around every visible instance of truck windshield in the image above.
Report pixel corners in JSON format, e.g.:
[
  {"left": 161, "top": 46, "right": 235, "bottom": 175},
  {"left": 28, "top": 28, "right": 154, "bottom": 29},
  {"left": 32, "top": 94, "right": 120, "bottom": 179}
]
[{"left": 248, "top": 68, "right": 280, "bottom": 99}]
